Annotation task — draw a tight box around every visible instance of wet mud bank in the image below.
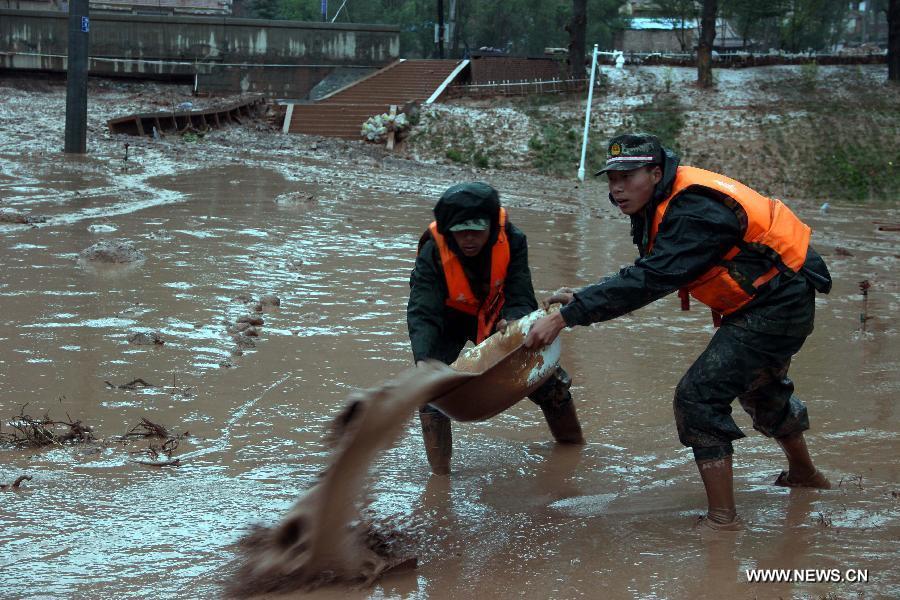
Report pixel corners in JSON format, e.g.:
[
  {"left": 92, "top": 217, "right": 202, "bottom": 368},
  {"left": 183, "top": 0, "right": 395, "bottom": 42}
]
[{"left": 1, "top": 76, "right": 899, "bottom": 599}]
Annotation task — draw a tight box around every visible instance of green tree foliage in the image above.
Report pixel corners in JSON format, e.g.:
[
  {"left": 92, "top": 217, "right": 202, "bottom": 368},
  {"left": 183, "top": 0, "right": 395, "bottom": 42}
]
[
  {"left": 261, "top": 0, "right": 626, "bottom": 57},
  {"left": 643, "top": 0, "right": 855, "bottom": 53},
  {"left": 778, "top": 0, "right": 849, "bottom": 52},
  {"left": 719, "top": 0, "right": 788, "bottom": 49}
]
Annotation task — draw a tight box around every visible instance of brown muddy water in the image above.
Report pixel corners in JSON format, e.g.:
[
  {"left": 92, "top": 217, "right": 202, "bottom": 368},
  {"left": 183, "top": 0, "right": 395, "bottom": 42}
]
[{"left": 0, "top": 151, "right": 898, "bottom": 600}]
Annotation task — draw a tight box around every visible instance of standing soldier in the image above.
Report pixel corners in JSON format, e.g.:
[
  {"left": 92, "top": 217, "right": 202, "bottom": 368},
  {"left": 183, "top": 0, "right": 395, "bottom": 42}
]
[
  {"left": 408, "top": 182, "right": 585, "bottom": 475},
  {"left": 526, "top": 134, "right": 832, "bottom": 529}
]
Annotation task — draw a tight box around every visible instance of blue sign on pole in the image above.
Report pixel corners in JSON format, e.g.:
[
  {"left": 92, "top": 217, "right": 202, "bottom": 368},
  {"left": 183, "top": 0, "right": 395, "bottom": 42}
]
[
  {"left": 80, "top": 16, "right": 90, "bottom": 33},
  {"left": 321, "top": 0, "right": 327, "bottom": 20}
]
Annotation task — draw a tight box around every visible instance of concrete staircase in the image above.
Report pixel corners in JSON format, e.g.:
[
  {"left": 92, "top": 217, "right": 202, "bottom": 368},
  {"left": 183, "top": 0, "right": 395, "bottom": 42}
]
[{"left": 285, "top": 59, "right": 465, "bottom": 139}]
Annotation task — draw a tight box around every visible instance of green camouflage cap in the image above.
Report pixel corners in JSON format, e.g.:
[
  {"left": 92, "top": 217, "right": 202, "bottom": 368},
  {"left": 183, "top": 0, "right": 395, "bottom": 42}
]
[
  {"left": 595, "top": 133, "right": 663, "bottom": 176},
  {"left": 448, "top": 218, "right": 490, "bottom": 232}
]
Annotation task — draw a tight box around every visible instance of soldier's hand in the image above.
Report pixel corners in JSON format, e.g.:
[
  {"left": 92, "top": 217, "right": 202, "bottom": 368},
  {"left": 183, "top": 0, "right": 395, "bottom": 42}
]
[
  {"left": 524, "top": 312, "right": 566, "bottom": 349},
  {"left": 542, "top": 287, "right": 575, "bottom": 310},
  {"left": 494, "top": 319, "right": 509, "bottom": 333}
]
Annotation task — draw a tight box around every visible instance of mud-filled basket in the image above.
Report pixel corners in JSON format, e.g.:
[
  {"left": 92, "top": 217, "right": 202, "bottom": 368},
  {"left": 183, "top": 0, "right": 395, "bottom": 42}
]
[{"left": 427, "top": 308, "right": 561, "bottom": 421}]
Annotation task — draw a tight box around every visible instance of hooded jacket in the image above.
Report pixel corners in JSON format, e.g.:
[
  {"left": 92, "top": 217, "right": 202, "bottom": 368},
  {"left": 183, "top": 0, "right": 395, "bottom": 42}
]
[
  {"left": 559, "top": 150, "right": 832, "bottom": 335},
  {"left": 408, "top": 186, "right": 538, "bottom": 364}
]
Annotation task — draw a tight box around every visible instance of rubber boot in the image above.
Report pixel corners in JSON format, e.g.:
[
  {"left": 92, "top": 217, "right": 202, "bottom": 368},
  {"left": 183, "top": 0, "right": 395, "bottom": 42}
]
[
  {"left": 540, "top": 398, "right": 585, "bottom": 445},
  {"left": 419, "top": 411, "right": 452, "bottom": 475},
  {"left": 695, "top": 456, "right": 743, "bottom": 530},
  {"left": 773, "top": 432, "right": 831, "bottom": 489}
]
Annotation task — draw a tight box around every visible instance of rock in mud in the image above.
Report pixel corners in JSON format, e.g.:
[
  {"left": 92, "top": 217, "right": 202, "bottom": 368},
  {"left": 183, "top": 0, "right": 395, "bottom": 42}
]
[
  {"left": 227, "top": 322, "right": 252, "bottom": 335},
  {"left": 237, "top": 314, "right": 264, "bottom": 326},
  {"left": 259, "top": 294, "right": 280, "bottom": 308},
  {"left": 232, "top": 294, "right": 255, "bottom": 304},
  {"left": 79, "top": 239, "right": 146, "bottom": 263},
  {"left": 87, "top": 223, "right": 117, "bottom": 233},
  {"left": 232, "top": 335, "right": 256, "bottom": 349},
  {"left": 127, "top": 331, "right": 164, "bottom": 346},
  {"left": 230, "top": 346, "right": 244, "bottom": 357},
  {"left": 243, "top": 326, "right": 260, "bottom": 337},
  {"left": 0, "top": 208, "right": 46, "bottom": 225},
  {"left": 274, "top": 192, "right": 317, "bottom": 206}
]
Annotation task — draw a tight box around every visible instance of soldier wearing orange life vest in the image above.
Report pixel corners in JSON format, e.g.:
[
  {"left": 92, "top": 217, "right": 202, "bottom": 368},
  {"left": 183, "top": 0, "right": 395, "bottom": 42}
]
[
  {"left": 408, "top": 182, "right": 584, "bottom": 475},
  {"left": 525, "top": 134, "right": 832, "bottom": 530}
]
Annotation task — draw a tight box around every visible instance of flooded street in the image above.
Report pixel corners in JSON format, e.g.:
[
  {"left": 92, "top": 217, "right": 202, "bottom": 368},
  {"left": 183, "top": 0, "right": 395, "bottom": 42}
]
[{"left": 1, "top": 147, "right": 898, "bottom": 600}]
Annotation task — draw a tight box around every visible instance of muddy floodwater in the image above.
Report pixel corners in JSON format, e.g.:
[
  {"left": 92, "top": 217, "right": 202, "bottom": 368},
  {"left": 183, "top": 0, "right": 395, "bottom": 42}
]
[{"left": 1, "top": 149, "right": 898, "bottom": 600}]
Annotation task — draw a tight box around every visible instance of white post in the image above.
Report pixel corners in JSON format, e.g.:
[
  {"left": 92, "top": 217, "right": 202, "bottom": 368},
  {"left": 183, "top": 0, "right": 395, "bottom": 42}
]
[{"left": 577, "top": 44, "right": 599, "bottom": 182}]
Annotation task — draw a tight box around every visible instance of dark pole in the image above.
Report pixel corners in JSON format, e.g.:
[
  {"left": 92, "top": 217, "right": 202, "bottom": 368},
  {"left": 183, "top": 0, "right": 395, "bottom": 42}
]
[
  {"left": 437, "top": 0, "right": 445, "bottom": 58},
  {"left": 890, "top": 0, "right": 899, "bottom": 82},
  {"left": 64, "top": 0, "right": 89, "bottom": 154}
]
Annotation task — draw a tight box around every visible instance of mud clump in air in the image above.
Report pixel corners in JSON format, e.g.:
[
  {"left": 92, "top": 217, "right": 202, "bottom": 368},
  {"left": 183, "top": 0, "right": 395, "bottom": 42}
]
[{"left": 226, "top": 363, "right": 465, "bottom": 597}]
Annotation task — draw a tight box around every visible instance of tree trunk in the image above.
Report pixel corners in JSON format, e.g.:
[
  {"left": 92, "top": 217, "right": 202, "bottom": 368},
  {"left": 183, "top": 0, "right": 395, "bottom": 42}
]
[
  {"left": 890, "top": 0, "right": 899, "bottom": 82},
  {"left": 567, "top": 0, "right": 587, "bottom": 79},
  {"left": 697, "top": 0, "right": 718, "bottom": 88},
  {"left": 436, "top": 0, "right": 445, "bottom": 59}
]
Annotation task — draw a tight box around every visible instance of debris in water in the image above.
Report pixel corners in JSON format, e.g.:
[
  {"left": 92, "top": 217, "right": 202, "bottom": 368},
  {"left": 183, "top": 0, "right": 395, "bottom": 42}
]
[
  {"left": 122, "top": 417, "right": 179, "bottom": 439},
  {"left": 834, "top": 246, "right": 854, "bottom": 257},
  {"left": 873, "top": 221, "right": 900, "bottom": 232},
  {"left": 124, "top": 418, "right": 190, "bottom": 467},
  {"left": 1, "top": 403, "right": 94, "bottom": 448},
  {"left": 858, "top": 280, "right": 871, "bottom": 333},
  {"left": 0, "top": 475, "right": 33, "bottom": 490},
  {"left": 104, "top": 378, "right": 155, "bottom": 390},
  {"left": 838, "top": 474, "right": 865, "bottom": 490},
  {"left": 166, "top": 373, "right": 195, "bottom": 398}
]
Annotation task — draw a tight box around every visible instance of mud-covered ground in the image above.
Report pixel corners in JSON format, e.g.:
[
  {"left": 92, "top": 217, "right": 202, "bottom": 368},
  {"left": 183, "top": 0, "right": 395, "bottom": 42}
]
[
  {"left": 0, "top": 71, "right": 898, "bottom": 599},
  {"left": 407, "top": 64, "right": 900, "bottom": 203}
]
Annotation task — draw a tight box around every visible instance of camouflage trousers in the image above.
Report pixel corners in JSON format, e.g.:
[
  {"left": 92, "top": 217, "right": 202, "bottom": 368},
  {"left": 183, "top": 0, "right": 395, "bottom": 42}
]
[
  {"left": 674, "top": 321, "right": 811, "bottom": 462},
  {"left": 419, "top": 365, "right": 573, "bottom": 418}
]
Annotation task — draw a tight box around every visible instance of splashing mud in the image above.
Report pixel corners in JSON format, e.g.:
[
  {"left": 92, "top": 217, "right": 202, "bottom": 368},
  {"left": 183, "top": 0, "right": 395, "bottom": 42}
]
[{"left": 227, "top": 363, "right": 469, "bottom": 597}]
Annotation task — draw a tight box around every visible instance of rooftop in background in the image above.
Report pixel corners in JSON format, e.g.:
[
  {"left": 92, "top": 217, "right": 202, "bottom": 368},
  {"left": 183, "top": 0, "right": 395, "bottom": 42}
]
[
  {"left": 626, "top": 17, "right": 692, "bottom": 31},
  {"left": 2, "top": 0, "right": 232, "bottom": 16}
]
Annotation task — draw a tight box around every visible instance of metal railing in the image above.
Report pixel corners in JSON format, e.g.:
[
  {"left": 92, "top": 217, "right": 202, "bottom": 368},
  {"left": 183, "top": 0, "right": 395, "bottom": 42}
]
[{"left": 445, "top": 77, "right": 588, "bottom": 98}]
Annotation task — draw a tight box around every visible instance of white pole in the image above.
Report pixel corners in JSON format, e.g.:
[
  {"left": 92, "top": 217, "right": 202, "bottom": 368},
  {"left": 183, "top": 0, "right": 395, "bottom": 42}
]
[{"left": 577, "top": 44, "right": 599, "bottom": 182}]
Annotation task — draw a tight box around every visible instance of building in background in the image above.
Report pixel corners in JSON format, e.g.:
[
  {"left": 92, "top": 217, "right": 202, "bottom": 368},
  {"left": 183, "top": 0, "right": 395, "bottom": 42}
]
[
  {"left": 614, "top": 17, "right": 744, "bottom": 54},
  {"left": 0, "top": 0, "right": 232, "bottom": 16}
]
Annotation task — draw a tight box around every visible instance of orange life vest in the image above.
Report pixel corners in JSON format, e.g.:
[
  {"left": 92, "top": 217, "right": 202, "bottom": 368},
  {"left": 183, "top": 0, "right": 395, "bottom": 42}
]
[
  {"left": 427, "top": 208, "right": 510, "bottom": 343},
  {"left": 649, "top": 166, "right": 811, "bottom": 319}
]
